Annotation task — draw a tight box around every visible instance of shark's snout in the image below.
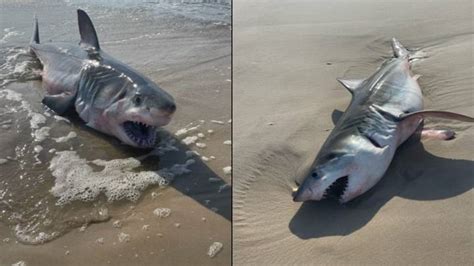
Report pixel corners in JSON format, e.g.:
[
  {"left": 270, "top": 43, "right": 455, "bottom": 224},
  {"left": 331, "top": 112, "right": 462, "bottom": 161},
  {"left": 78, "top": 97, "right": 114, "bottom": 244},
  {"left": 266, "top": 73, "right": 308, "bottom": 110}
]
[
  {"left": 293, "top": 186, "right": 312, "bottom": 202},
  {"left": 293, "top": 177, "right": 322, "bottom": 202},
  {"left": 160, "top": 101, "right": 176, "bottom": 114},
  {"left": 293, "top": 172, "right": 350, "bottom": 203}
]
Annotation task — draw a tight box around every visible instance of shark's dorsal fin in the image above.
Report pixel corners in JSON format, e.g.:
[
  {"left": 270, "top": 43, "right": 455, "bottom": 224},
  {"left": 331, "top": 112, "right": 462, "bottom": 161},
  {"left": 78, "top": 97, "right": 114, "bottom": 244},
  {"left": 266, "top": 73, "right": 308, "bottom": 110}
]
[
  {"left": 31, "top": 15, "right": 39, "bottom": 44},
  {"left": 337, "top": 78, "right": 364, "bottom": 94},
  {"left": 77, "top": 9, "right": 100, "bottom": 50}
]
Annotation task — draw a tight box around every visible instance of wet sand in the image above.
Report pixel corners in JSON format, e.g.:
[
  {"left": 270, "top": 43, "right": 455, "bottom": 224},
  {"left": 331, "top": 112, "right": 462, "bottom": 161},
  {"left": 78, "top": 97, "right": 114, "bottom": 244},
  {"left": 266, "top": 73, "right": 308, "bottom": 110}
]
[
  {"left": 233, "top": 0, "right": 473, "bottom": 265},
  {"left": 0, "top": 0, "right": 230, "bottom": 265}
]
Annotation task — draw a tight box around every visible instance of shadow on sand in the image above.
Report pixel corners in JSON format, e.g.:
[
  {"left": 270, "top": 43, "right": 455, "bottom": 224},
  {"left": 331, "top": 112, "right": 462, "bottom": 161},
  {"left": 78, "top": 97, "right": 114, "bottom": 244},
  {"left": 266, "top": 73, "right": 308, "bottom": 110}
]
[
  {"left": 289, "top": 117, "right": 473, "bottom": 239},
  {"left": 67, "top": 111, "right": 231, "bottom": 221}
]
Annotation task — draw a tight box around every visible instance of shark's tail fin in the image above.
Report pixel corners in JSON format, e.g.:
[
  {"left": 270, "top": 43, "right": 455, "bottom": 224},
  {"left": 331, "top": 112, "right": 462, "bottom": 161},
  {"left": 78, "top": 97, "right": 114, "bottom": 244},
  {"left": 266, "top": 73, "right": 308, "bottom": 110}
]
[
  {"left": 31, "top": 15, "right": 39, "bottom": 45},
  {"left": 391, "top": 38, "right": 409, "bottom": 59}
]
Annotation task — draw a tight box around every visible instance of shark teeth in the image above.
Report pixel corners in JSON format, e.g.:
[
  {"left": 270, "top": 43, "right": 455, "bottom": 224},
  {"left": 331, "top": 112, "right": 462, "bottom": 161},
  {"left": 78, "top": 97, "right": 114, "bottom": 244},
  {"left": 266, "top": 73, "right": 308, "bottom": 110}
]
[
  {"left": 322, "top": 176, "right": 349, "bottom": 202},
  {"left": 122, "top": 120, "right": 157, "bottom": 148}
]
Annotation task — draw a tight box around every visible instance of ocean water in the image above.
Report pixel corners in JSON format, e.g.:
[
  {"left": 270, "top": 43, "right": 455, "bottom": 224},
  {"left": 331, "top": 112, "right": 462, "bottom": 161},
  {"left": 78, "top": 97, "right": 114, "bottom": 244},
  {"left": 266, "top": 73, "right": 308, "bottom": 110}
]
[{"left": 0, "top": 0, "right": 230, "bottom": 245}]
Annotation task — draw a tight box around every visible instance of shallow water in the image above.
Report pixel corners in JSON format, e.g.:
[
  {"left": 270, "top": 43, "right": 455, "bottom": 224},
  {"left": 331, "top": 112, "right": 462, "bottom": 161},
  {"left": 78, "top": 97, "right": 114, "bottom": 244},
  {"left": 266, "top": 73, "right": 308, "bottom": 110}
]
[{"left": 0, "top": 0, "right": 230, "bottom": 263}]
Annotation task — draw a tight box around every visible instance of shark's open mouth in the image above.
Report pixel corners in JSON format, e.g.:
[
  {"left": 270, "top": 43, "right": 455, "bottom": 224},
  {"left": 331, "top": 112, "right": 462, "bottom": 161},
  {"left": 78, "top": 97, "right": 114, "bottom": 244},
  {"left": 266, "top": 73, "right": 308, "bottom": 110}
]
[
  {"left": 122, "top": 121, "right": 157, "bottom": 147},
  {"left": 323, "top": 176, "right": 348, "bottom": 201}
]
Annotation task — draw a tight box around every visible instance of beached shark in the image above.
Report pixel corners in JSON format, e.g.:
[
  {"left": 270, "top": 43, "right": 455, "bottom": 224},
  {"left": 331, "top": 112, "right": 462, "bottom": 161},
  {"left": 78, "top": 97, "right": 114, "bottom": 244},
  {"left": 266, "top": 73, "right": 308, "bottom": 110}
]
[
  {"left": 293, "top": 38, "right": 474, "bottom": 203},
  {"left": 29, "top": 9, "right": 176, "bottom": 148}
]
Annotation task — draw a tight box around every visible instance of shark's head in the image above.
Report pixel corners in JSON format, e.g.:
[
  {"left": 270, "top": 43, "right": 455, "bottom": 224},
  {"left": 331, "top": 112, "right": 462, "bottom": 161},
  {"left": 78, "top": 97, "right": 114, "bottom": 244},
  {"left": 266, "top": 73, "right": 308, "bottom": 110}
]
[
  {"left": 293, "top": 134, "right": 387, "bottom": 203},
  {"left": 101, "top": 78, "right": 176, "bottom": 149},
  {"left": 77, "top": 65, "right": 176, "bottom": 149},
  {"left": 293, "top": 151, "right": 355, "bottom": 203},
  {"left": 71, "top": 10, "right": 176, "bottom": 149}
]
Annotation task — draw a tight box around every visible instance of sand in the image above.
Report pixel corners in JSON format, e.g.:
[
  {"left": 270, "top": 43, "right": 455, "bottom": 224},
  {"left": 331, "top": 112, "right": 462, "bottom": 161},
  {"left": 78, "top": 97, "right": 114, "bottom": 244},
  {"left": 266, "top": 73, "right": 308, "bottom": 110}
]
[
  {"left": 233, "top": 0, "right": 473, "bottom": 265},
  {"left": 0, "top": 0, "right": 230, "bottom": 265}
]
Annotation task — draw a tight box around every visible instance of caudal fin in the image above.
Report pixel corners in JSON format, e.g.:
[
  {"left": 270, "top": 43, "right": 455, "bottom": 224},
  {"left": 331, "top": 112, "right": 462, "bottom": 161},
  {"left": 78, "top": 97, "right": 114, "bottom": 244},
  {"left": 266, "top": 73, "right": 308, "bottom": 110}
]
[
  {"left": 31, "top": 15, "right": 39, "bottom": 44},
  {"left": 391, "top": 38, "right": 409, "bottom": 59}
]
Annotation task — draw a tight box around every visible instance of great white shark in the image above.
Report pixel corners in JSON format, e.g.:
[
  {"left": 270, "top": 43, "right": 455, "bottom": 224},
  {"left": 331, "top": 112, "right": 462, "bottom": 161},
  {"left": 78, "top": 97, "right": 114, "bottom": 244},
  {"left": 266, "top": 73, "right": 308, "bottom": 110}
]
[
  {"left": 293, "top": 38, "right": 474, "bottom": 203},
  {"left": 29, "top": 9, "right": 176, "bottom": 148}
]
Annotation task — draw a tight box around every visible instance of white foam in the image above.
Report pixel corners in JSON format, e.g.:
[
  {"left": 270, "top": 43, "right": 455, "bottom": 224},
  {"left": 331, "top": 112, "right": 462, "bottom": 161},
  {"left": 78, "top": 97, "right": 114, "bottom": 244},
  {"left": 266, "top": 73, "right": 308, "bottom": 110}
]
[
  {"left": 53, "top": 131, "right": 77, "bottom": 143},
  {"left": 159, "top": 159, "right": 195, "bottom": 179},
  {"left": 175, "top": 125, "right": 200, "bottom": 137},
  {"left": 208, "top": 242, "right": 223, "bottom": 258},
  {"left": 223, "top": 166, "right": 232, "bottom": 175},
  {"left": 139, "top": 136, "right": 179, "bottom": 159},
  {"left": 218, "top": 184, "right": 230, "bottom": 193},
  {"left": 182, "top": 136, "right": 198, "bottom": 145},
  {"left": 0, "top": 119, "right": 12, "bottom": 125},
  {"left": 49, "top": 151, "right": 167, "bottom": 205},
  {"left": 33, "top": 145, "right": 43, "bottom": 153},
  {"left": 112, "top": 220, "right": 122, "bottom": 228},
  {"left": 210, "top": 120, "right": 224, "bottom": 125},
  {"left": 0, "top": 158, "right": 7, "bottom": 165},
  {"left": 34, "top": 127, "right": 50, "bottom": 142},
  {"left": 0, "top": 28, "right": 24, "bottom": 44},
  {"left": 196, "top": 142, "right": 207, "bottom": 148},
  {"left": 223, "top": 140, "right": 231, "bottom": 145},
  {"left": 153, "top": 208, "right": 171, "bottom": 218},
  {"left": 96, "top": 237, "right": 104, "bottom": 245},
  {"left": 53, "top": 115, "right": 71, "bottom": 123},
  {"left": 78, "top": 224, "right": 87, "bottom": 232},
  {"left": 118, "top": 232, "right": 130, "bottom": 243},
  {"left": 14, "top": 225, "right": 58, "bottom": 245},
  {"left": 1, "top": 90, "right": 47, "bottom": 136},
  {"left": 208, "top": 177, "right": 220, "bottom": 183},
  {"left": 197, "top": 133, "right": 205, "bottom": 138},
  {"left": 11, "top": 261, "right": 26, "bottom": 266},
  {"left": 29, "top": 112, "right": 46, "bottom": 129}
]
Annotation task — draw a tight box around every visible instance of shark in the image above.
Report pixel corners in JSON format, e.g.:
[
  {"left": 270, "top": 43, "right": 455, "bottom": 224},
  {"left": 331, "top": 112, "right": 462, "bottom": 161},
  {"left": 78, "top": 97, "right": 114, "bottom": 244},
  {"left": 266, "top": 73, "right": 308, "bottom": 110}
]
[
  {"left": 293, "top": 38, "right": 474, "bottom": 203},
  {"left": 29, "top": 9, "right": 176, "bottom": 148}
]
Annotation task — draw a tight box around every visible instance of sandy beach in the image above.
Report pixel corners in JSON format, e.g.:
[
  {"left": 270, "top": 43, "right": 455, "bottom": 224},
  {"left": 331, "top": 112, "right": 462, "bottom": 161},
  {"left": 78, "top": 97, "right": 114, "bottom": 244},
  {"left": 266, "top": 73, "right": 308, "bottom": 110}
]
[
  {"left": 233, "top": 0, "right": 473, "bottom": 265},
  {"left": 0, "top": 0, "right": 230, "bottom": 265}
]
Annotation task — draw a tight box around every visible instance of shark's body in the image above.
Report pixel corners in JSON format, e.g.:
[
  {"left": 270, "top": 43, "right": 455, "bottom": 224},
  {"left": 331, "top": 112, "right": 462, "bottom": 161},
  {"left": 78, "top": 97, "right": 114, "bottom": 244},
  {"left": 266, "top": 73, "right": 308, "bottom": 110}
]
[
  {"left": 29, "top": 10, "right": 176, "bottom": 148},
  {"left": 293, "top": 39, "right": 474, "bottom": 203}
]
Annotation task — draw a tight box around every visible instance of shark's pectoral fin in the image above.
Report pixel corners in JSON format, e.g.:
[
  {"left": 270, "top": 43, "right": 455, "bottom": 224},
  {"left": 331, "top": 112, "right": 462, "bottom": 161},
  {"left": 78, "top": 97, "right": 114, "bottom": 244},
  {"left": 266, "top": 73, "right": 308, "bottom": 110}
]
[
  {"left": 77, "top": 9, "right": 100, "bottom": 50},
  {"left": 42, "top": 94, "right": 75, "bottom": 115},
  {"left": 331, "top": 109, "right": 344, "bottom": 125},
  {"left": 400, "top": 111, "right": 474, "bottom": 122},
  {"left": 412, "top": 74, "right": 422, "bottom": 81},
  {"left": 336, "top": 78, "right": 364, "bottom": 94},
  {"left": 370, "top": 104, "right": 404, "bottom": 120}
]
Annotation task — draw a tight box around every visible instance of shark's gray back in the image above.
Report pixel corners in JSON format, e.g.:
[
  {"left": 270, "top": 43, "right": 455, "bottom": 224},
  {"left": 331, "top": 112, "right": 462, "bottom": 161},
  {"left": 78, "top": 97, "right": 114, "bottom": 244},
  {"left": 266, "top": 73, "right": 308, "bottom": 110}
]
[{"left": 319, "top": 57, "right": 423, "bottom": 159}]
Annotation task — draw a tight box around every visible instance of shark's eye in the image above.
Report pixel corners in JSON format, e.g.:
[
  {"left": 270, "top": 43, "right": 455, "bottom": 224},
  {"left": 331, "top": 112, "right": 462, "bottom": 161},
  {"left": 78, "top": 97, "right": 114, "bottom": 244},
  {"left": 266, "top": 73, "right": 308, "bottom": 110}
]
[
  {"left": 134, "top": 95, "right": 142, "bottom": 105},
  {"left": 311, "top": 172, "right": 318, "bottom": 178}
]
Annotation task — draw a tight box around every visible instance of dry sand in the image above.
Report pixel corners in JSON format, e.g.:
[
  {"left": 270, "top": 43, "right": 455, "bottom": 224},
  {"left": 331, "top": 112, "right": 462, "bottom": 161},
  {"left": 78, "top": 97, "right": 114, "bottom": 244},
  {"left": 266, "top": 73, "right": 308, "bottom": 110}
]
[
  {"left": 233, "top": 0, "right": 473, "bottom": 265},
  {"left": 0, "top": 1, "right": 230, "bottom": 265}
]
